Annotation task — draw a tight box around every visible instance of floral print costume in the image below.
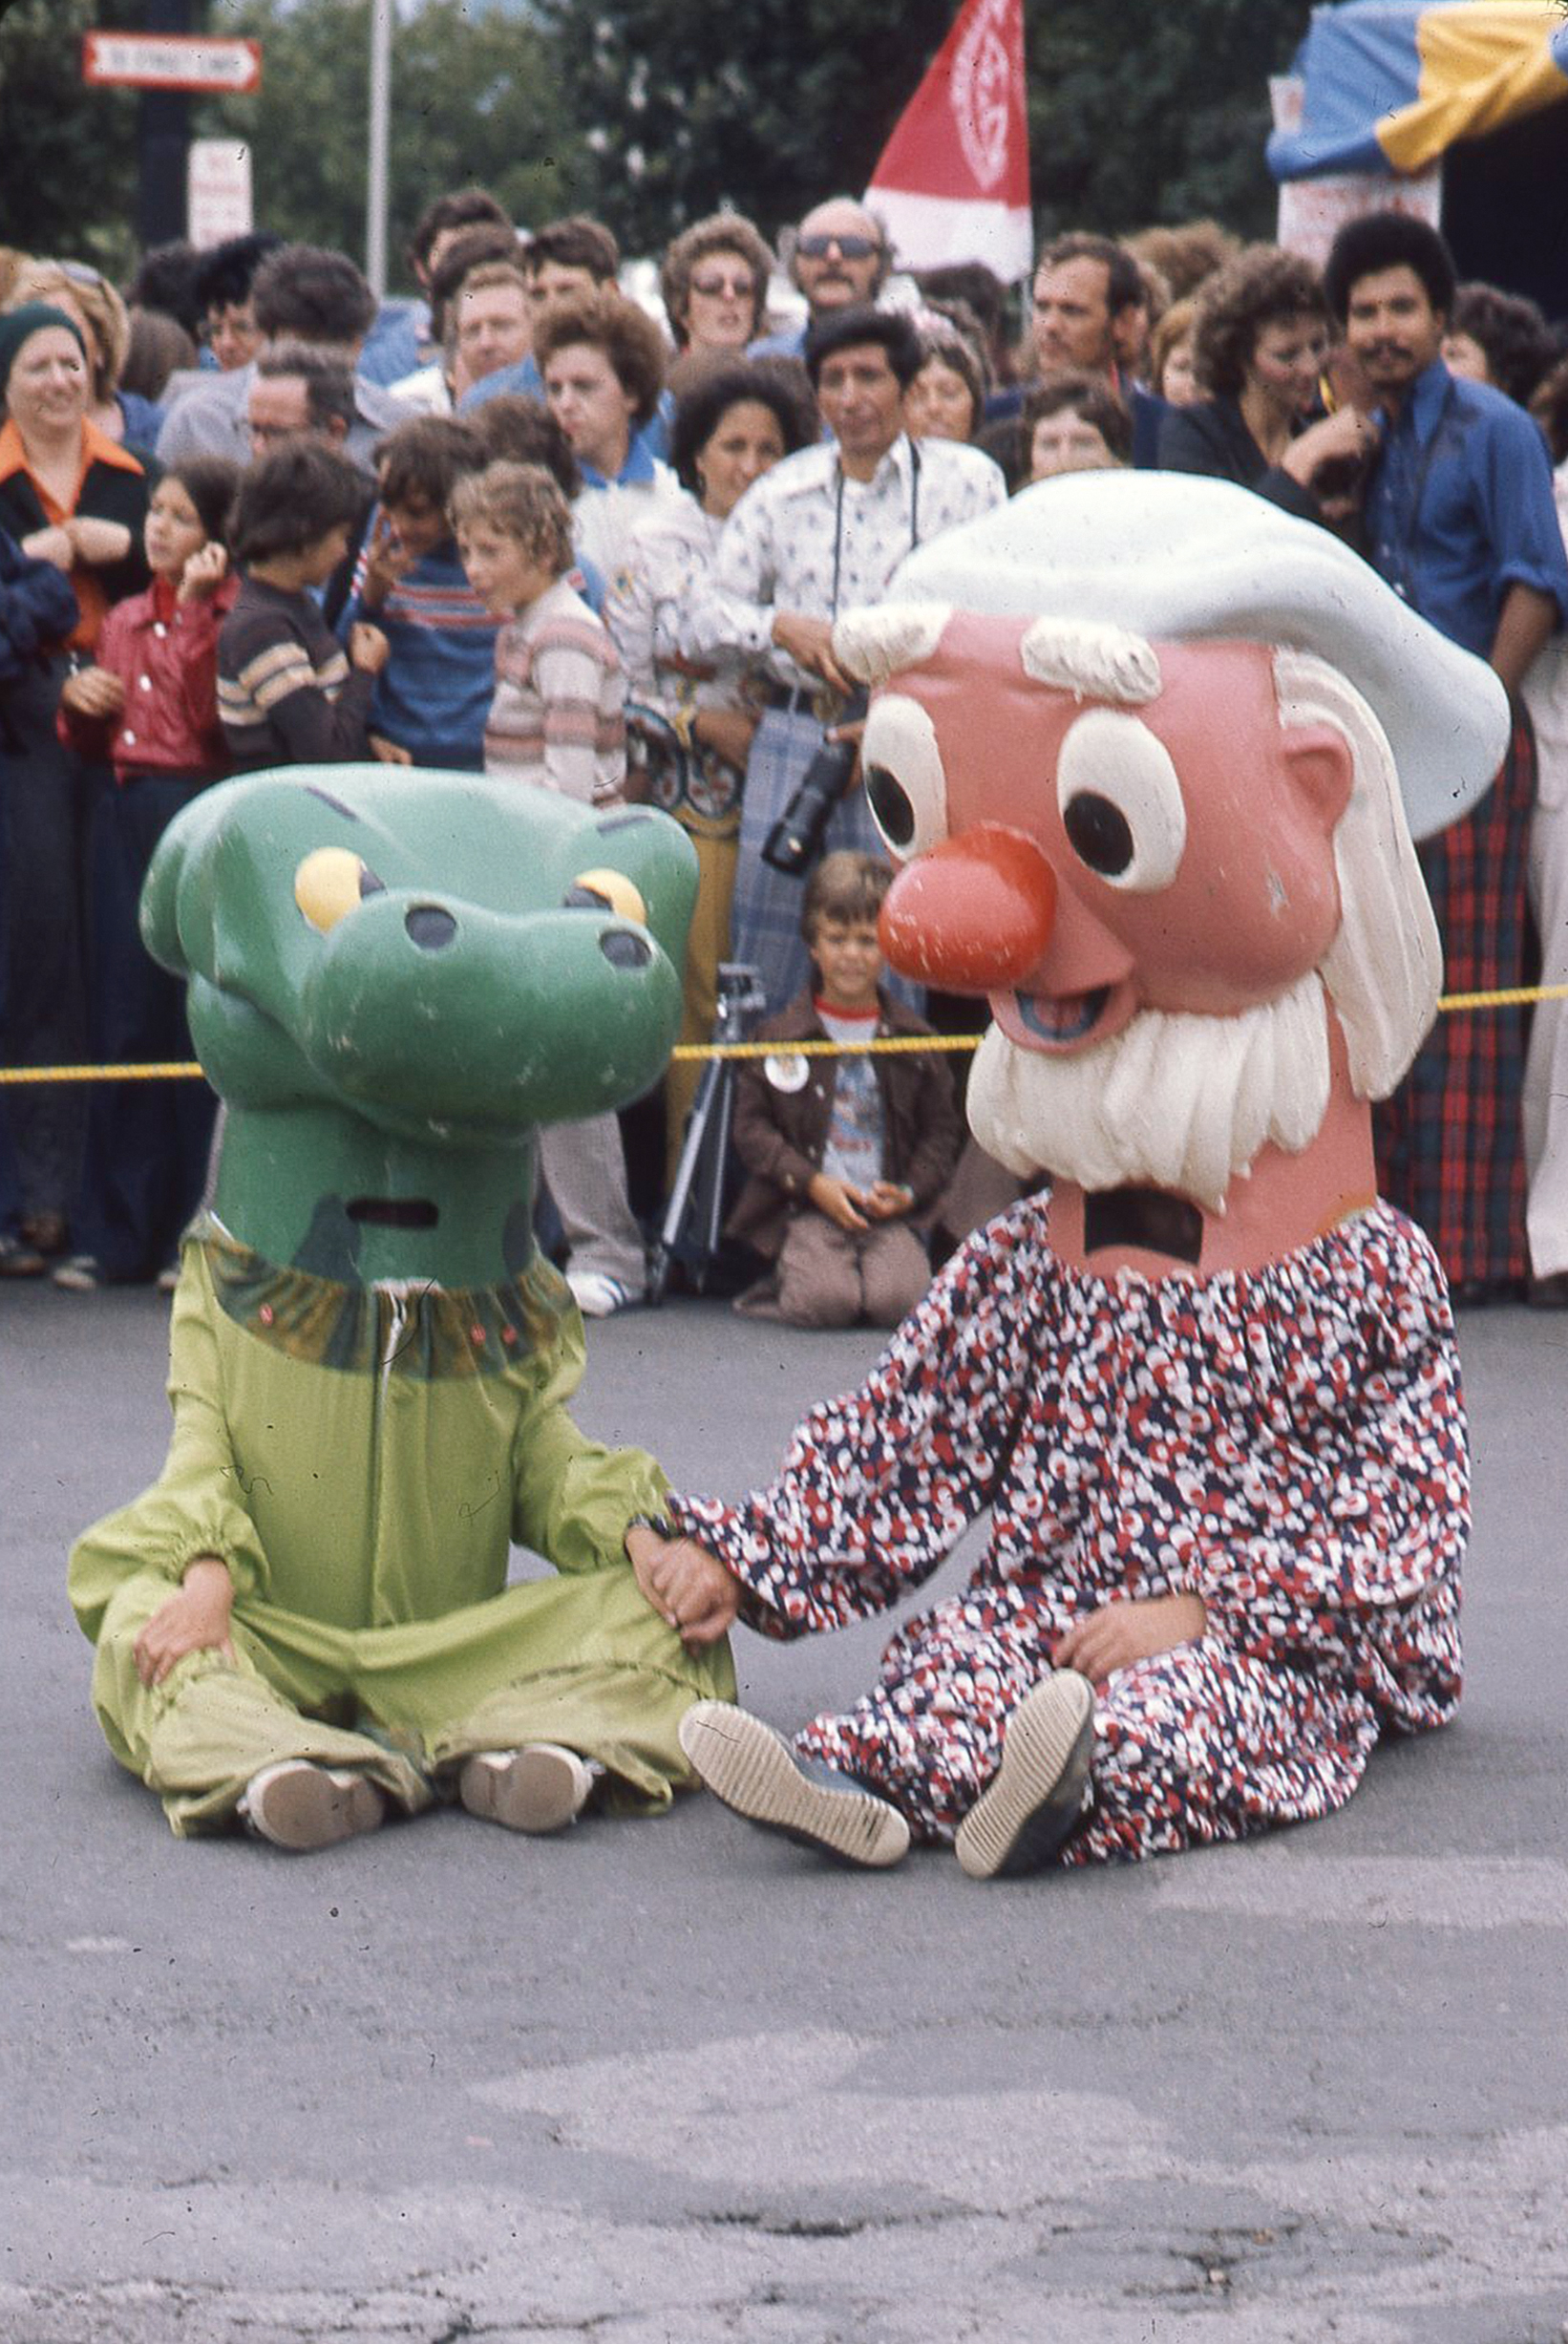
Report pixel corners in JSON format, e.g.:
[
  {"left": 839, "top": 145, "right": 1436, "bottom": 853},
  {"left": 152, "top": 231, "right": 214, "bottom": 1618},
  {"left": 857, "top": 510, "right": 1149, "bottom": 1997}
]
[{"left": 666, "top": 1197, "right": 1467, "bottom": 1864}]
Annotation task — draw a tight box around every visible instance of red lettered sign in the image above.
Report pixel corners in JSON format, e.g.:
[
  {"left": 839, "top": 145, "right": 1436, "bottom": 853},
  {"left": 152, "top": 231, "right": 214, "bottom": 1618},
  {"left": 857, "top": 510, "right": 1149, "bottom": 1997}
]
[{"left": 81, "top": 32, "right": 262, "bottom": 93}]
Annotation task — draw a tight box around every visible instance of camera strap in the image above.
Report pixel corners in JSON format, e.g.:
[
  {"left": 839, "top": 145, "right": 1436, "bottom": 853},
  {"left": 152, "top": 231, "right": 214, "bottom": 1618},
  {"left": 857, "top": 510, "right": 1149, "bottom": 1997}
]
[{"left": 830, "top": 439, "right": 922, "bottom": 617}]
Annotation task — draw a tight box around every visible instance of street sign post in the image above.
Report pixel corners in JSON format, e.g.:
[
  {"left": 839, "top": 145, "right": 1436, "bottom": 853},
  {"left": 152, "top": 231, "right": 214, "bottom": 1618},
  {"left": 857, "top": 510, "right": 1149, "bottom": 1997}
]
[
  {"left": 188, "top": 139, "right": 254, "bottom": 247},
  {"left": 81, "top": 32, "right": 262, "bottom": 94}
]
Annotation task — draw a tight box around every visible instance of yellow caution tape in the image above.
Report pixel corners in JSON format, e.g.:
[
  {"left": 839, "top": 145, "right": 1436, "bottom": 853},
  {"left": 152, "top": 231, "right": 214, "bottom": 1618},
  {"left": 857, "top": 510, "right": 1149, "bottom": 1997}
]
[{"left": 7, "top": 983, "right": 1568, "bottom": 1084}]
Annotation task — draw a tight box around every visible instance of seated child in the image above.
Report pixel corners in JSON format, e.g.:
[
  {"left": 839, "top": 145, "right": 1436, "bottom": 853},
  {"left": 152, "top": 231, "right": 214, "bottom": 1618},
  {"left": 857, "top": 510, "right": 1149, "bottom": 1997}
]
[
  {"left": 54, "top": 455, "right": 240, "bottom": 1289},
  {"left": 337, "top": 413, "right": 495, "bottom": 773},
  {"left": 729, "top": 850, "right": 962, "bottom": 1327},
  {"left": 453, "top": 458, "right": 643, "bottom": 1318},
  {"left": 218, "top": 440, "right": 388, "bottom": 769}
]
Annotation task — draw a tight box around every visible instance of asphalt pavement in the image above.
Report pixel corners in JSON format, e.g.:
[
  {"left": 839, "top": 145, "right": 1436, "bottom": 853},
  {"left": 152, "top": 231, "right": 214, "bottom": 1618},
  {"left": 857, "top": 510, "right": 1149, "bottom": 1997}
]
[{"left": 3, "top": 1277, "right": 1566, "bottom": 2344}]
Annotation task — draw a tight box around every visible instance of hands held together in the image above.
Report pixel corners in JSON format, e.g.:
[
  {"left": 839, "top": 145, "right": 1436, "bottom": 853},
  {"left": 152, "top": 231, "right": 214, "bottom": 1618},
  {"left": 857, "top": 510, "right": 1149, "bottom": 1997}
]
[
  {"left": 807, "top": 1171, "right": 912, "bottom": 1234},
  {"left": 625, "top": 1522, "right": 740, "bottom": 1650}
]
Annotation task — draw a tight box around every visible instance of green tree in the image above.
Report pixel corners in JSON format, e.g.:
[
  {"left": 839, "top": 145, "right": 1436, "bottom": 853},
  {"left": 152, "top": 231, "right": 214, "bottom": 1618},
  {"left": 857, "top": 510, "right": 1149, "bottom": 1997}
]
[
  {"left": 202, "top": 0, "right": 590, "bottom": 288},
  {"left": 539, "top": 0, "right": 1314, "bottom": 253},
  {"left": 0, "top": 0, "right": 142, "bottom": 267},
  {"left": 539, "top": 0, "right": 963, "bottom": 250},
  {"left": 1028, "top": 0, "right": 1315, "bottom": 241}
]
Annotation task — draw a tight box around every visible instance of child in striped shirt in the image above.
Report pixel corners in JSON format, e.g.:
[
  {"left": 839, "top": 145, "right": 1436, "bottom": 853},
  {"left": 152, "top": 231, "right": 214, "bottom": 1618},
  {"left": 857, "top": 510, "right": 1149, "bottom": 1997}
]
[
  {"left": 452, "top": 460, "right": 625, "bottom": 806},
  {"left": 218, "top": 441, "right": 386, "bottom": 772}
]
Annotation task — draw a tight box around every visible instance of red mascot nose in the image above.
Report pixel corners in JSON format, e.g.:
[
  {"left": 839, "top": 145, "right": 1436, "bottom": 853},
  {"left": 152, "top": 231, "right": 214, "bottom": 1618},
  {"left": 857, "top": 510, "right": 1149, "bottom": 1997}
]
[{"left": 878, "top": 825, "right": 1057, "bottom": 991}]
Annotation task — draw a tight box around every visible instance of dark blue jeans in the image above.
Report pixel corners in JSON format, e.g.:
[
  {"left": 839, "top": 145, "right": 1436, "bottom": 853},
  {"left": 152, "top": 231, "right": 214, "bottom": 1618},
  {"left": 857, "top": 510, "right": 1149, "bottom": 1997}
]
[{"left": 70, "top": 773, "right": 218, "bottom": 1278}]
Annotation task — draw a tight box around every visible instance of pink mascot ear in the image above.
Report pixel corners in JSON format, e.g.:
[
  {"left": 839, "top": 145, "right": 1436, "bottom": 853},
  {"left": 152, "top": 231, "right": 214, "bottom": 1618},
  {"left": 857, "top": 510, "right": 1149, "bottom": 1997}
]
[{"left": 1282, "top": 723, "right": 1354, "bottom": 830}]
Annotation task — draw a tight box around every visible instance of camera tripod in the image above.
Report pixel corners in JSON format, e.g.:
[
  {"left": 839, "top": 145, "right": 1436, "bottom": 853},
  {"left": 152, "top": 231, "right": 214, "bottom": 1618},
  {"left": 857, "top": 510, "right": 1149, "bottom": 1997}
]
[{"left": 647, "top": 962, "right": 768, "bottom": 1304}]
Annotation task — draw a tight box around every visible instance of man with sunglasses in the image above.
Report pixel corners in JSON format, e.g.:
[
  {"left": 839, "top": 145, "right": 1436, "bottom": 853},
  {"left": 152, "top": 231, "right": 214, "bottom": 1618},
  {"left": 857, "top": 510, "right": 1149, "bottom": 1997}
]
[{"left": 751, "top": 197, "right": 891, "bottom": 362}]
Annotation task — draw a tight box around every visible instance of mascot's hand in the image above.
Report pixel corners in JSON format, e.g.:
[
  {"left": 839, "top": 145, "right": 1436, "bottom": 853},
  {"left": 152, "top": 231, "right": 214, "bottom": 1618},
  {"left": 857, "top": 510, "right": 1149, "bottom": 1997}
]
[
  {"left": 134, "top": 1556, "right": 238, "bottom": 1687},
  {"left": 1054, "top": 1593, "right": 1207, "bottom": 1686},
  {"left": 626, "top": 1524, "right": 740, "bottom": 1650}
]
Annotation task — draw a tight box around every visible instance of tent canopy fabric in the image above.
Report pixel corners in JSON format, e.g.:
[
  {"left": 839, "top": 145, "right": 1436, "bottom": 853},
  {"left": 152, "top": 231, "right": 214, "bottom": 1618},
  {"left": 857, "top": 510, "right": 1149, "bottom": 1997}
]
[{"left": 1268, "top": 0, "right": 1568, "bottom": 181}]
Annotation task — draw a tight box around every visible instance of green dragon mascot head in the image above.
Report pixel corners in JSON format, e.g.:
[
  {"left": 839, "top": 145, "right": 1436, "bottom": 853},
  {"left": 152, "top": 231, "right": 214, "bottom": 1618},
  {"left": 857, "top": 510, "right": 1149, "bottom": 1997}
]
[{"left": 142, "top": 766, "right": 696, "bottom": 1289}]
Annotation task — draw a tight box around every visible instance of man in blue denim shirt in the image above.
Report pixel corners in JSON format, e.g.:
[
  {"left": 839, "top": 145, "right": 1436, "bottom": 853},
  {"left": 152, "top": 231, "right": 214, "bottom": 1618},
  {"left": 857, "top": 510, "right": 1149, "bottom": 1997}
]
[{"left": 1324, "top": 210, "right": 1568, "bottom": 1303}]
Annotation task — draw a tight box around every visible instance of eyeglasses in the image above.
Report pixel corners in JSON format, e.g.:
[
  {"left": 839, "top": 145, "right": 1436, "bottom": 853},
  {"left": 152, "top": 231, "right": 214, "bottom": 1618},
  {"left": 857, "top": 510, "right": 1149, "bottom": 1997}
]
[
  {"left": 690, "top": 271, "right": 755, "bottom": 298},
  {"left": 796, "top": 233, "right": 880, "bottom": 261}
]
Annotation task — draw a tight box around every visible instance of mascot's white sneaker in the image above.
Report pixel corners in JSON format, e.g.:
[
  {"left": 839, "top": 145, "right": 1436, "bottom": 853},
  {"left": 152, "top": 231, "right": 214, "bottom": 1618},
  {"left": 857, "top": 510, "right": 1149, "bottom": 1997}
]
[
  {"left": 955, "top": 1672, "right": 1096, "bottom": 1880},
  {"left": 459, "top": 1744, "right": 601, "bottom": 1833},
  {"left": 679, "top": 1701, "right": 910, "bottom": 1869},
  {"left": 240, "top": 1759, "right": 386, "bottom": 1851}
]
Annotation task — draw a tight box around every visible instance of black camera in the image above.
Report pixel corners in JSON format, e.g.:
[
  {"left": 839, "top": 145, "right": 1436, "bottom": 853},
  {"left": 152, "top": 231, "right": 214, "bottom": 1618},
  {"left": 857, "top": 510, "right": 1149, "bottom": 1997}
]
[{"left": 761, "top": 690, "right": 869, "bottom": 876}]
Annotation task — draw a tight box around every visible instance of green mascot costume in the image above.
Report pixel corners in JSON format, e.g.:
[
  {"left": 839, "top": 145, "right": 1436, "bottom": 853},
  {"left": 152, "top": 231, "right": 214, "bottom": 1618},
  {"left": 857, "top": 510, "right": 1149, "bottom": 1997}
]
[{"left": 69, "top": 766, "right": 735, "bottom": 1847}]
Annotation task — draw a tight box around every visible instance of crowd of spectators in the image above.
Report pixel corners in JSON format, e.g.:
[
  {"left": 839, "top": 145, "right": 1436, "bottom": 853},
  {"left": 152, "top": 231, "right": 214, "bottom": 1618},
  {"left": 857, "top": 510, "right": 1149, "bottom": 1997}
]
[{"left": 3, "top": 180, "right": 1567, "bottom": 1316}]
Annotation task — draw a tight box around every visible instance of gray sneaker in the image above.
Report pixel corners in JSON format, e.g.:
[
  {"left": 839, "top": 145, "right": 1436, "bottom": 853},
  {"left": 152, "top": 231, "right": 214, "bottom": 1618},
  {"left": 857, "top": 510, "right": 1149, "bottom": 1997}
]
[
  {"left": 458, "top": 1744, "right": 602, "bottom": 1833},
  {"left": 239, "top": 1760, "right": 386, "bottom": 1851},
  {"left": 679, "top": 1701, "right": 910, "bottom": 1868},
  {"left": 954, "top": 1672, "right": 1095, "bottom": 1880}
]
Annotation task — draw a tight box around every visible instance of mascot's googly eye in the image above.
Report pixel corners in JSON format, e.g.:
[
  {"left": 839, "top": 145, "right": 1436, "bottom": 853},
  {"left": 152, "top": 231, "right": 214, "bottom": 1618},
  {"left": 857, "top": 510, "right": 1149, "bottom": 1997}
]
[
  {"left": 859, "top": 693, "right": 948, "bottom": 864},
  {"left": 565, "top": 868, "right": 647, "bottom": 927},
  {"left": 1055, "top": 710, "right": 1186, "bottom": 892},
  {"left": 295, "top": 847, "right": 386, "bottom": 933}
]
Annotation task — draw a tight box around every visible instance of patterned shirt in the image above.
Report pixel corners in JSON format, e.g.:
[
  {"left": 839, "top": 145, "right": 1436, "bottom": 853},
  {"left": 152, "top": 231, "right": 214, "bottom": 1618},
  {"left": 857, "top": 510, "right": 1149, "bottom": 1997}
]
[
  {"left": 816, "top": 1003, "right": 885, "bottom": 1188},
  {"left": 483, "top": 573, "right": 625, "bottom": 805},
  {"left": 683, "top": 432, "right": 1006, "bottom": 690}
]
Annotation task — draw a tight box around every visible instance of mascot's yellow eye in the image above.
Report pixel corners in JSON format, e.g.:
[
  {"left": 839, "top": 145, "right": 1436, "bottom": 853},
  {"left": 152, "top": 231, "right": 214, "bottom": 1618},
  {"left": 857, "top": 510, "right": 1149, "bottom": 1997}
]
[
  {"left": 565, "top": 867, "right": 647, "bottom": 927},
  {"left": 295, "top": 847, "right": 385, "bottom": 932}
]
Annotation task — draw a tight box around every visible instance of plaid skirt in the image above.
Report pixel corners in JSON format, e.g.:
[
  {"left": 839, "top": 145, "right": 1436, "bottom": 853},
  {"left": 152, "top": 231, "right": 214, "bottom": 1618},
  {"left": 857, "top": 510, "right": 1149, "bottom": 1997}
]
[{"left": 1375, "top": 705, "right": 1535, "bottom": 1289}]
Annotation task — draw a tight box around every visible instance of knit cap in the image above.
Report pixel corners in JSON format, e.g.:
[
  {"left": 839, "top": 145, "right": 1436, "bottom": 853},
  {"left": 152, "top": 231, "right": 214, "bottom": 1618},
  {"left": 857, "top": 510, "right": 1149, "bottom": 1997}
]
[{"left": 0, "top": 304, "right": 88, "bottom": 404}]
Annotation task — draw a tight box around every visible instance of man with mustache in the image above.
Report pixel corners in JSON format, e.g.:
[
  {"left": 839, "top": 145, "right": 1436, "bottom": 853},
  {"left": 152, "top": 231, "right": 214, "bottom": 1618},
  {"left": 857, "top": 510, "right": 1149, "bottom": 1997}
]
[
  {"left": 751, "top": 196, "right": 892, "bottom": 362},
  {"left": 1324, "top": 211, "right": 1568, "bottom": 1306}
]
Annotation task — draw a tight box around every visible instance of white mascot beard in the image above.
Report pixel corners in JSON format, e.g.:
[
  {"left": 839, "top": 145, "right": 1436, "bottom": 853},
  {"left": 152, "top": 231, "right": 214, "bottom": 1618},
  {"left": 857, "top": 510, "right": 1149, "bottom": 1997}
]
[{"left": 966, "top": 971, "right": 1332, "bottom": 1213}]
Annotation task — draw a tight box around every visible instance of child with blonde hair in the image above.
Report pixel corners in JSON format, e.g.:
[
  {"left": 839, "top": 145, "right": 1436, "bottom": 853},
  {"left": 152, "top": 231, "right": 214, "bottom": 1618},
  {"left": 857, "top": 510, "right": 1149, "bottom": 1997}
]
[{"left": 452, "top": 459, "right": 624, "bottom": 806}]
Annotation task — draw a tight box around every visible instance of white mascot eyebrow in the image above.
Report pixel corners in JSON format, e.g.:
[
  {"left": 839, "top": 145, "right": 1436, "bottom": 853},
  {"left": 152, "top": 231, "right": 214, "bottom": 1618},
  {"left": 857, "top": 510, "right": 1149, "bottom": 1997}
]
[
  {"left": 1019, "top": 616, "right": 1163, "bottom": 705},
  {"left": 833, "top": 602, "right": 953, "bottom": 685}
]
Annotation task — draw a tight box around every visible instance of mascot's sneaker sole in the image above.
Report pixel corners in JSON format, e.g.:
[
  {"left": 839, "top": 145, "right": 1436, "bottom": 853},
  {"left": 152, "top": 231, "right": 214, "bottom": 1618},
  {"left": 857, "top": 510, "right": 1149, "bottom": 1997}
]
[
  {"left": 679, "top": 1701, "right": 910, "bottom": 1869},
  {"left": 955, "top": 1672, "right": 1096, "bottom": 1881},
  {"left": 240, "top": 1760, "right": 386, "bottom": 1851},
  {"left": 459, "top": 1744, "right": 600, "bottom": 1833}
]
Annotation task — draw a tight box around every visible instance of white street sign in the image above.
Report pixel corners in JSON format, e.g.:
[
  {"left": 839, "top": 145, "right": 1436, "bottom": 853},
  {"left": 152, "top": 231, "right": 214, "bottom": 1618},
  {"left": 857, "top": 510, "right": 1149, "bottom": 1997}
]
[{"left": 81, "top": 32, "right": 262, "bottom": 94}]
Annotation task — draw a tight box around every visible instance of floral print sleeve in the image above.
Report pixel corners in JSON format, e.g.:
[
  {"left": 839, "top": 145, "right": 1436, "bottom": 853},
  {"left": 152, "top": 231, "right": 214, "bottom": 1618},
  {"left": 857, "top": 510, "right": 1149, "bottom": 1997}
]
[{"left": 665, "top": 1210, "right": 1054, "bottom": 1637}]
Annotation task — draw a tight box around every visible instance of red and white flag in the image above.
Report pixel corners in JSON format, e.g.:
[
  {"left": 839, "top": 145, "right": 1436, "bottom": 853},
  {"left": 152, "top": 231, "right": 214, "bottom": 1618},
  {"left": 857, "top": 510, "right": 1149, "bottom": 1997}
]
[{"left": 865, "top": 0, "right": 1032, "bottom": 282}]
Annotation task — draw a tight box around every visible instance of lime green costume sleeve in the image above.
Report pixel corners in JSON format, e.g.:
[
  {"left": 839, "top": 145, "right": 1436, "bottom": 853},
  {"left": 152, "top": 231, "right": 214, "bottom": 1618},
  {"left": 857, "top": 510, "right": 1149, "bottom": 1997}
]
[
  {"left": 510, "top": 1321, "right": 671, "bottom": 1574},
  {"left": 68, "top": 1268, "right": 270, "bottom": 1644}
]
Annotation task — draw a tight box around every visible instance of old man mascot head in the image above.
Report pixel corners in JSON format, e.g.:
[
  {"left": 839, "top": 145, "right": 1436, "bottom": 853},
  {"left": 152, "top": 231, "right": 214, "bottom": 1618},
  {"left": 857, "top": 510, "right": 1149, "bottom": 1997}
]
[{"left": 838, "top": 472, "right": 1509, "bottom": 1277}]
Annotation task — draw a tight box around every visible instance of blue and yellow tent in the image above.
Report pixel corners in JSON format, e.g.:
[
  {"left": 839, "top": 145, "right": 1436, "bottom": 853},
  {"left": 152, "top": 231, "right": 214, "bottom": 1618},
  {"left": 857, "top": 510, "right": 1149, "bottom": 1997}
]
[{"left": 1268, "top": 0, "right": 1568, "bottom": 181}]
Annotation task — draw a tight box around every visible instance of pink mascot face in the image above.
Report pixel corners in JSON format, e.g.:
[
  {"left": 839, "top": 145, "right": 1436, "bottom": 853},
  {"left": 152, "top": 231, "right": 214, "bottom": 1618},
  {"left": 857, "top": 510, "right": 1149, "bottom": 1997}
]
[{"left": 869, "top": 614, "right": 1355, "bottom": 1050}]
